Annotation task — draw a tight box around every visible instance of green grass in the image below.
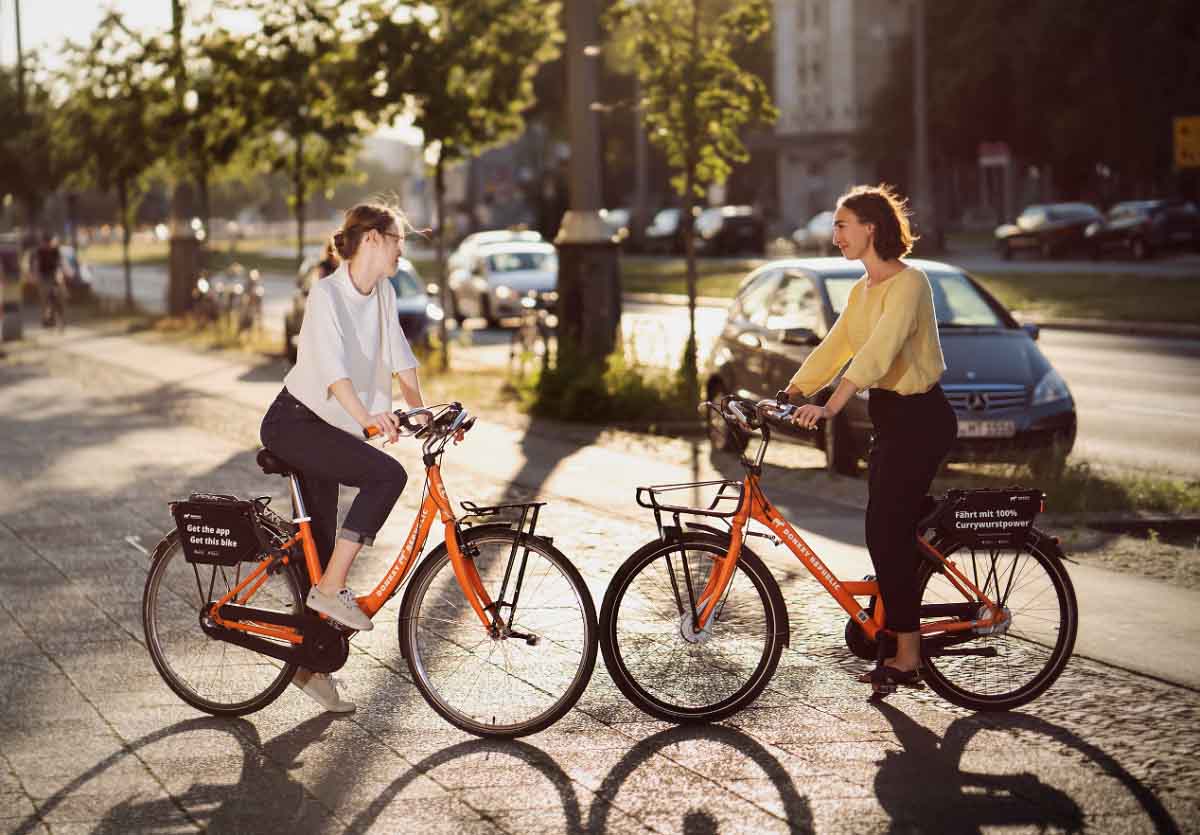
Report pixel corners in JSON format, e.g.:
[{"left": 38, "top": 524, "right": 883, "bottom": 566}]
[
  {"left": 83, "top": 237, "right": 323, "bottom": 276},
  {"left": 936, "top": 460, "right": 1200, "bottom": 516},
  {"left": 619, "top": 256, "right": 763, "bottom": 298},
  {"left": 969, "top": 271, "right": 1200, "bottom": 324},
  {"left": 619, "top": 254, "right": 1200, "bottom": 324}
]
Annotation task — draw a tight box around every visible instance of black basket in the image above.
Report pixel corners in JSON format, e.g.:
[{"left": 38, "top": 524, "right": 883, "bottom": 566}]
[
  {"left": 936, "top": 488, "right": 1043, "bottom": 549},
  {"left": 170, "top": 493, "right": 268, "bottom": 566}
]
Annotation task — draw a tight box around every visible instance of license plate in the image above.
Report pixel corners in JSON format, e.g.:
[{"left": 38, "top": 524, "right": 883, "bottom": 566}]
[{"left": 958, "top": 419, "right": 1016, "bottom": 439}]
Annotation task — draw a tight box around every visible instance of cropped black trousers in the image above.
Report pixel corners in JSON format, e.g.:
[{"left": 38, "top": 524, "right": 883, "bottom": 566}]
[
  {"left": 865, "top": 384, "right": 958, "bottom": 633},
  {"left": 260, "top": 388, "right": 408, "bottom": 567}
]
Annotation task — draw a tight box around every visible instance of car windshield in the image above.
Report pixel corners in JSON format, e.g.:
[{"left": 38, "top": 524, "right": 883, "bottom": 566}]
[
  {"left": 825, "top": 272, "right": 1004, "bottom": 328},
  {"left": 389, "top": 268, "right": 422, "bottom": 298},
  {"left": 486, "top": 250, "right": 556, "bottom": 272}
]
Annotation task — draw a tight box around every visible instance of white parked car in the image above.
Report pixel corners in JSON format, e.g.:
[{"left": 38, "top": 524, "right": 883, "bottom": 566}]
[
  {"left": 447, "top": 228, "right": 543, "bottom": 276},
  {"left": 448, "top": 240, "right": 558, "bottom": 327},
  {"left": 791, "top": 210, "right": 836, "bottom": 254}
]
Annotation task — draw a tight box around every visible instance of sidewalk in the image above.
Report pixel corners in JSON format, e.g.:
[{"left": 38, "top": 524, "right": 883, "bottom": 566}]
[{"left": 20, "top": 320, "right": 1200, "bottom": 692}]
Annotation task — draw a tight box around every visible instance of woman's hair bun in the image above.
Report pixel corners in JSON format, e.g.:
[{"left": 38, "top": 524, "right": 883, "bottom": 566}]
[{"left": 332, "top": 230, "right": 349, "bottom": 259}]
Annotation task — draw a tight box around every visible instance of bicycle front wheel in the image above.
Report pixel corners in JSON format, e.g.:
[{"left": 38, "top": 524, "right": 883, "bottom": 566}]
[
  {"left": 919, "top": 529, "right": 1078, "bottom": 711},
  {"left": 142, "top": 532, "right": 301, "bottom": 716},
  {"left": 399, "top": 528, "right": 598, "bottom": 737},
  {"left": 599, "top": 534, "right": 787, "bottom": 723}
]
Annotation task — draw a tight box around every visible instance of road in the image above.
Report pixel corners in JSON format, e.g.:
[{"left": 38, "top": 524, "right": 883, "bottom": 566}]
[{"left": 88, "top": 264, "right": 1200, "bottom": 478}]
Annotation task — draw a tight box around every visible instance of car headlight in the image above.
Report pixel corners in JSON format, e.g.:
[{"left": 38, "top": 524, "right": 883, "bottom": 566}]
[
  {"left": 1032, "top": 368, "right": 1071, "bottom": 406},
  {"left": 425, "top": 302, "right": 444, "bottom": 321},
  {"left": 1084, "top": 222, "right": 1100, "bottom": 237},
  {"left": 494, "top": 284, "right": 513, "bottom": 300}
]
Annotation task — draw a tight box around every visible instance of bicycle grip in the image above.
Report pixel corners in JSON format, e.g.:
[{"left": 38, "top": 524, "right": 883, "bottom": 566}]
[{"left": 362, "top": 425, "right": 380, "bottom": 440}]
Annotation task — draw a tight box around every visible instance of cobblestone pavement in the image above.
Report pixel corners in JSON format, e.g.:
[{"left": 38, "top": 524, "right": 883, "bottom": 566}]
[{"left": 1, "top": 345, "right": 1198, "bottom": 834}]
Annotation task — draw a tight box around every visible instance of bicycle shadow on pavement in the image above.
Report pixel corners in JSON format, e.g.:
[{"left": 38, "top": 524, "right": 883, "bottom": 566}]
[
  {"left": 342, "top": 737, "right": 586, "bottom": 835},
  {"left": 11, "top": 714, "right": 338, "bottom": 835},
  {"left": 870, "top": 701, "right": 1179, "bottom": 834},
  {"left": 586, "top": 723, "right": 814, "bottom": 834}
]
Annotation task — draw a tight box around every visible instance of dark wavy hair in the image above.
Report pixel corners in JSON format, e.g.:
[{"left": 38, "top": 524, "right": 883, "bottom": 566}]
[{"left": 837, "top": 183, "right": 918, "bottom": 261}]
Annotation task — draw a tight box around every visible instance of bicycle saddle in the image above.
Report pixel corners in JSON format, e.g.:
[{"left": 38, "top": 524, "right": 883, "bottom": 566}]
[{"left": 256, "top": 448, "right": 299, "bottom": 477}]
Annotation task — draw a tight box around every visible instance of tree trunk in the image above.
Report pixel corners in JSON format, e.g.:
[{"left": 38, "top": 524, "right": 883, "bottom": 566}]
[
  {"left": 680, "top": 0, "right": 701, "bottom": 403},
  {"left": 118, "top": 180, "right": 133, "bottom": 310},
  {"left": 293, "top": 135, "right": 306, "bottom": 269},
  {"left": 435, "top": 153, "right": 450, "bottom": 372}
]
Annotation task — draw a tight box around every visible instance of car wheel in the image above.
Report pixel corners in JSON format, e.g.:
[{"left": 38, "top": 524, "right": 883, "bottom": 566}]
[
  {"left": 1029, "top": 449, "right": 1068, "bottom": 481},
  {"left": 823, "top": 412, "right": 859, "bottom": 477},
  {"left": 1039, "top": 239, "right": 1055, "bottom": 259},
  {"left": 1131, "top": 237, "right": 1152, "bottom": 260},
  {"left": 449, "top": 291, "right": 465, "bottom": 326},
  {"left": 999, "top": 241, "right": 1012, "bottom": 260},
  {"left": 481, "top": 295, "right": 500, "bottom": 329},
  {"left": 706, "top": 383, "right": 749, "bottom": 454}
]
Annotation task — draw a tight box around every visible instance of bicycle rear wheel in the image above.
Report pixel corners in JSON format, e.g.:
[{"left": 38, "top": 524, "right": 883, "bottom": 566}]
[
  {"left": 142, "top": 532, "right": 301, "bottom": 716},
  {"left": 918, "top": 529, "right": 1077, "bottom": 711},
  {"left": 599, "top": 533, "right": 787, "bottom": 723},
  {"left": 399, "top": 528, "right": 597, "bottom": 737}
]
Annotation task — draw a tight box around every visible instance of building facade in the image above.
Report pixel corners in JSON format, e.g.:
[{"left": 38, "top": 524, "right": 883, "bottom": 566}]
[{"left": 771, "top": 0, "right": 910, "bottom": 228}]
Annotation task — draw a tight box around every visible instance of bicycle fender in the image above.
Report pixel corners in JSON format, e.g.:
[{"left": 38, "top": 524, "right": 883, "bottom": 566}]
[
  {"left": 640, "top": 529, "right": 791, "bottom": 648},
  {"left": 397, "top": 525, "right": 560, "bottom": 660},
  {"left": 149, "top": 530, "right": 179, "bottom": 563}
]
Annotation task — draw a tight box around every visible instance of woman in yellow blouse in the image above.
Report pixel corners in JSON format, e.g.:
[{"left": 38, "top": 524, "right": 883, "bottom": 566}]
[{"left": 784, "top": 184, "right": 957, "bottom": 691}]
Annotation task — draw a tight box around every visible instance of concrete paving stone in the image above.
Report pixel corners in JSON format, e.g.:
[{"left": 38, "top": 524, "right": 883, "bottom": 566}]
[
  {"left": 0, "top": 790, "right": 38, "bottom": 820},
  {"left": 489, "top": 804, "right": 653, "bottom": 835},
  {"left": 620, "top": 788, "right": 797, "bottom": 834},
  {"left": 343, "top": 794, "right": 501, "bottom": 835},
  {"left": 18, "top": 756, "right": 161, "bottom": 803},
  {"left": 3, "top": 734, "right": 128, "bottom": 782},
  {"left": 30, "top": 785, "right": 185, "bottom": 826}
]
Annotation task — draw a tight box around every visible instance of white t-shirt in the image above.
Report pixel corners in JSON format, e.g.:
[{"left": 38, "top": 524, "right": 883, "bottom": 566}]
[{"left": 283, "top": 262, "right": 419, "bottom": 435}]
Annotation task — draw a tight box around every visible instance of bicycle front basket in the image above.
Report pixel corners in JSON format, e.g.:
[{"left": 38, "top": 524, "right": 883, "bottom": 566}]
[
  {"left": 170, "top": 493, "right": 268, "bottom": 566},
  {"left": 937, "top": 488, "right": 1043, "bottom": 549}
]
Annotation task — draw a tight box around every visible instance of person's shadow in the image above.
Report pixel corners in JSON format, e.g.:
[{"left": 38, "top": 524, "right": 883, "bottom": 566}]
[{"left": 871, "top": 701, "right": 1179, "bottom": 834}]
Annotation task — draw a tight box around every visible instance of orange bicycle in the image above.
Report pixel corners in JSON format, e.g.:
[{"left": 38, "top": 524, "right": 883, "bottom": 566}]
[
  {"left": 599, "top": 395, "right": 1078, "bottom": 721},
  {"left": 143, "top": 402, "right": 598, "bottom": 737}
]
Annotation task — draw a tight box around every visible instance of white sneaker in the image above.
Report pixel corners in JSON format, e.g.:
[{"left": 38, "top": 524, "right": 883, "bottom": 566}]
[
  {"left": 292, "top": 669, "right": 355, "bottom": 713},
  {"left": 307, "top": 586, "right": 374, "bottom": 632}
]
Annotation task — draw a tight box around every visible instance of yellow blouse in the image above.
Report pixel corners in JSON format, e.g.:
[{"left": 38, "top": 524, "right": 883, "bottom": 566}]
[{"left": 787, "top": 266, "right": 946, "bottom": 397}]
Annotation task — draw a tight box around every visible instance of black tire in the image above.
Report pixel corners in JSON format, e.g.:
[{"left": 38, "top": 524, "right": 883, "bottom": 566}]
[
  {"left": 999, "top": 241, "right": 1012, "bottom": 260},
  {"left": 917, "top": 529, "right": 1077, "bottom": 711},
  {"left": 824, "top": 412, "right": 858, "bottom": 476},
  {"left": 705, "top": 383, "right": 749, "bottom": 454},
  {"left": 1039, "top": 238, "right": 1055, "bottom": 259},
  {"left": 398, "top": 527, "right": 598, "bottom": 738},
  {"left": 142, "top": 532, "right": 301, "bottom": 717},
  {"left": 1131, "top": 237, "right": 1152, "bottom": 260},
  {"left": 599, "top": 533, "right": 787, "bottom": 723},
  {"left": 481, "top": 294, "right": 501, "bottom": 329}
]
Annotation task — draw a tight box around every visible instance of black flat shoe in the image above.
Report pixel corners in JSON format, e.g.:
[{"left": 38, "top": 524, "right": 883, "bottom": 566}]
[{"left": 861, "top": 665, "right": 925, "bottom": 694}]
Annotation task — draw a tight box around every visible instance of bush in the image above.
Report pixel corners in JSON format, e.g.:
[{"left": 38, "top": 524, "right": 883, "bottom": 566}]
[{"left": 515, "top": 343, "right": 697, "bottom": 428}]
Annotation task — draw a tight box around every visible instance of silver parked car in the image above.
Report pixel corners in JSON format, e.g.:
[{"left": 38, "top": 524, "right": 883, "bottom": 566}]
[{"left": 448, "top": 240, "right": 558, "bottom": 327}]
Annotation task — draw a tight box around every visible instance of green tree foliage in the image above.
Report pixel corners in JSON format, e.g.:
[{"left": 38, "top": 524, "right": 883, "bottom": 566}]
[
  {"left": 57, "top": 13, "right": 169, "bottom": 307},
  {"left": 607, "top": 0, "right": 777, "bottom": 401},
  {"left": 860, "top": 0, "right": 1200, "bottom": 202},
  {"left": 223, "top": 0, "right": 365, "bottom": 266},
  {"left": 141, "top": 22, "right": 251, "bottom": 238},
  {"left": 357, "top": 0, "right": 563, "bottom": 370},
  {"left": 0, "top": 60, "right": 65, "bottom": 230}
]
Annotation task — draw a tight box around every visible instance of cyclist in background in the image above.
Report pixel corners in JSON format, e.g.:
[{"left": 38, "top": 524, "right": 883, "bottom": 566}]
[
  {"left": 783, "top": 184, "right": 957, "bottom": 691},
  {"left": 259, "top": 201, "right": 427, "bottom": 712},
  {"left": 34, "top": 233, "right": 65, "bottom": 329}
]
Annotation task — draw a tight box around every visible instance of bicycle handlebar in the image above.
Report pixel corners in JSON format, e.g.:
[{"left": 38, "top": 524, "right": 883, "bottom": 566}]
[{"left": 362, "top": 403, "right": 473, "bottom": 444}]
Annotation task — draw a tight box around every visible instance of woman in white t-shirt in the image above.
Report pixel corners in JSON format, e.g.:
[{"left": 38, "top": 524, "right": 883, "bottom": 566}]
[{"left": 260, "top": 202, "right": 425, "bottom": 712}]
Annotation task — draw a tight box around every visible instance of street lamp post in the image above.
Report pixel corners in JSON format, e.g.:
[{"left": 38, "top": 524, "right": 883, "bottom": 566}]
[{"left": 555, "top": 0, "right": 620, "bottom": 365}]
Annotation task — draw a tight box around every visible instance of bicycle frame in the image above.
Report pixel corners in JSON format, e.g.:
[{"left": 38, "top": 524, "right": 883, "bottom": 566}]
[
  {"left": 205, "top": 462, "right": 495, "bottom": 646},
  {"left": 675, "top": 473, "right": 1009, "bottom": 644}
]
